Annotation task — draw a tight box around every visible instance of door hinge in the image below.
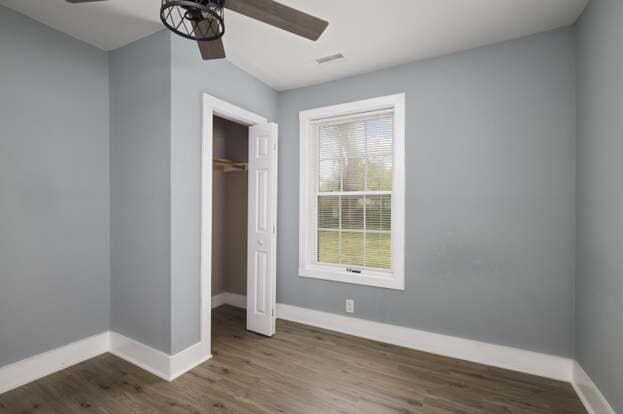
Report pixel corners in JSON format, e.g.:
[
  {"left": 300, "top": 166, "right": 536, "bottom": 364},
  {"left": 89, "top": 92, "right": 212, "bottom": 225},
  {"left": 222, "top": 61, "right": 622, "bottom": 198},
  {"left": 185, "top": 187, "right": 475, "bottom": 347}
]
[{"left": 272, "top": 308, "right": 275, "bottom": 317}]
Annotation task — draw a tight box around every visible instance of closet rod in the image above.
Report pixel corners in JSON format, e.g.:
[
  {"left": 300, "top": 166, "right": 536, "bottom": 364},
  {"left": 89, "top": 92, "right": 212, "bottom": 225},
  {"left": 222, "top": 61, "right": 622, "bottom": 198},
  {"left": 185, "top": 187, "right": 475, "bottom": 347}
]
[{"left": 213, "top": 158, "right": 248, "bottom": 172}]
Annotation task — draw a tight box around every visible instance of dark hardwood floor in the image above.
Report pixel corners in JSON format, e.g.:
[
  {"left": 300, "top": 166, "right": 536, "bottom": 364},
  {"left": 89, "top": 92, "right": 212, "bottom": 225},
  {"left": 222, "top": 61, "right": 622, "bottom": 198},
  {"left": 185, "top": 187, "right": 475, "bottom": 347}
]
[{"left": 0, "top": 306, "right": 586, "bottom": 413}]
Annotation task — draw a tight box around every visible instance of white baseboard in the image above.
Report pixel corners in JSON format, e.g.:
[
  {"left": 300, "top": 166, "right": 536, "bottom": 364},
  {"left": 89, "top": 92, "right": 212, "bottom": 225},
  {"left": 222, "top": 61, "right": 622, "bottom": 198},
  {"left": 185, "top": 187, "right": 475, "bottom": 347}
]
[
  {"left": 211, "top": 292, "right": 228, "bottom": 309},
  {"left": 572, "top": 362, "right": 616, "bottom": 414},
  {"left": 212, "top": 292, "right": 246, "bottom": 309},
  {"left": 277, "top": 304, "right": 574, "bottom": 382},
  {"left": 0, "top": 332, "right": 211, "bottom": 395},
  {"left": 109, "top": 332, "right": 212, "bottom": 382},
  {"left": 169, "top": 341, "right": 212, "bottom": 381},
  {"left": 109, "top": 332, "right": 172, "bottom": 380},
  {"left": 0, "top": 332, "right": 109, "bottom": 395},
  {"left": 0, "top": 294, "right": 242, "bottom": 394},
  {"left": 226, "top": 293, "right": 246, "bottom": 309},
  {"left": 3, "top": 304, "right": 615, "bottom": 414}
]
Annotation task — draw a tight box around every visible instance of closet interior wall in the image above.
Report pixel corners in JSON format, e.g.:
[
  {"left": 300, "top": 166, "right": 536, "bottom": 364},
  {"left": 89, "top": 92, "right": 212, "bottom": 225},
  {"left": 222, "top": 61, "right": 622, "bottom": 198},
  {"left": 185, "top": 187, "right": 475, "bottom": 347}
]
[{"left": 212, "top": 116, "right": 249, "bottom": 299}]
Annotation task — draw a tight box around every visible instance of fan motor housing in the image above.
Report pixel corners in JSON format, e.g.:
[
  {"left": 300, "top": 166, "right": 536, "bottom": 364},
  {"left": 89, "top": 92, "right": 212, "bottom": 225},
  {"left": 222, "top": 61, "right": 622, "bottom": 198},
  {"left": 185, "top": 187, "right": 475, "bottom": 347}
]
[{"left": 160, "top": 0, "right": 226, "bottom": 42}]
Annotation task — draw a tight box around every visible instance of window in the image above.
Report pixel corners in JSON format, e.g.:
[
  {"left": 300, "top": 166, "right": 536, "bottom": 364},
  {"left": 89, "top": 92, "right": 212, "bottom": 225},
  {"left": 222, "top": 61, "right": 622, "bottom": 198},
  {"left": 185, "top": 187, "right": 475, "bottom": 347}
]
[{"left": 299, "top": 94, "right": 405, "bottom": 290}]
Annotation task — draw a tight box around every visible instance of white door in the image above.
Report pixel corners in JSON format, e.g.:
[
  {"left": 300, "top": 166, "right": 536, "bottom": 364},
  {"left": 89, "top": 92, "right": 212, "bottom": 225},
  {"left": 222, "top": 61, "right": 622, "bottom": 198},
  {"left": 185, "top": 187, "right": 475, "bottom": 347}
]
[{"left": 246, "top": 122, "right": 278, "bottom": 336}]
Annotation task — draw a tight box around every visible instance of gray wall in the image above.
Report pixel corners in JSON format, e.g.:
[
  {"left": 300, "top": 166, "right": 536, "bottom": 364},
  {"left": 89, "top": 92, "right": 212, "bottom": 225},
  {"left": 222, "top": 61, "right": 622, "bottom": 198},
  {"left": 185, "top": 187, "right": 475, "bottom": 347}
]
[
  {"left": 0, "top": 6, "right": 110, "bottom": 366},
  {"left": 170, "top": 34, "right": 278, "bottom": 353},
  {"left": 277, "top": 29, "right": 576, "bottom": 357},
  {"left": 109, "top": 31, "right": 172, "bottom": 354},
  {"left": 0, "top": 6, "right": 593, "bottom": 376},
  {"left": 576, "top": 0, "right": 623, "bottom": 410}
]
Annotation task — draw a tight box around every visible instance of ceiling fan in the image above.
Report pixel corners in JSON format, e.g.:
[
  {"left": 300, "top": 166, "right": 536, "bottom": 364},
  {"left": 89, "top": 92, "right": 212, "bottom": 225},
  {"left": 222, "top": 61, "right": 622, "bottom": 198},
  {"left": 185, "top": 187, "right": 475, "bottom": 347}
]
[{"left": 65, "top": 0, "right": 329, "bottom": 61}]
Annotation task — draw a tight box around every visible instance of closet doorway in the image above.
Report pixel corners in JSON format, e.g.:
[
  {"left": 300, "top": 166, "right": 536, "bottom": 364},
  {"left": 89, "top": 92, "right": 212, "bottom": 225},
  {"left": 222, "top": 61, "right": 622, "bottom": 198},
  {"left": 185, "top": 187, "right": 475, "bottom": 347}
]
[{"left": 201, "top": 94, "right": 278, "bottom": 355}]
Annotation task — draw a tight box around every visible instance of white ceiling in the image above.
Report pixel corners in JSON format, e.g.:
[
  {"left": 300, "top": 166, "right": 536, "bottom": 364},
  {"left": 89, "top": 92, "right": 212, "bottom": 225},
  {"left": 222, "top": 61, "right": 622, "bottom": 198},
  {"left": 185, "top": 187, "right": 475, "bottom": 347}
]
[
  {"left": 0, "top": 0, "right": 163, "bottom": 50},
  {"left": 0, "top": 0, "right": 589, "bottom": 91}
]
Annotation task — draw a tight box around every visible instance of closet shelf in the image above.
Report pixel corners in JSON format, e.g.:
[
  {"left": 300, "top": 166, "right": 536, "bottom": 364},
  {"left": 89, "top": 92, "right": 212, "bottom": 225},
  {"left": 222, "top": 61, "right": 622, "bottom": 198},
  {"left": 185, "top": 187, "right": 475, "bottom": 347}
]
[{"left": 213, "top": 158, "right": 248, "bottom": 172}]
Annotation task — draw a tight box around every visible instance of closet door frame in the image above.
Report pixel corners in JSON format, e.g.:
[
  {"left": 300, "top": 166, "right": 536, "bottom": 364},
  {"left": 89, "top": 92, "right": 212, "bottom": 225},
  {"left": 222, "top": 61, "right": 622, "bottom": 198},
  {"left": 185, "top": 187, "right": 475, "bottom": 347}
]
[{"left": 200, "top": 94, "right": 272, "bottom": 356}]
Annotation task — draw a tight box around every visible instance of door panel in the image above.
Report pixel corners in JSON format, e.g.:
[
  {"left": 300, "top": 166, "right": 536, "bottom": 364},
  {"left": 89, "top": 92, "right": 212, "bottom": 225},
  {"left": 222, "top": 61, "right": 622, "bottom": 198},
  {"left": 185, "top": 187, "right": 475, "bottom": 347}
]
[
  {"left": 247, "top": 123, "right": 278, "bottom": 336},
  {"left": 254, "top": 251, "right": 267, "bottom": 314},
  {"left": 256, "top": 169, "right": 269, "bottom": 233}
]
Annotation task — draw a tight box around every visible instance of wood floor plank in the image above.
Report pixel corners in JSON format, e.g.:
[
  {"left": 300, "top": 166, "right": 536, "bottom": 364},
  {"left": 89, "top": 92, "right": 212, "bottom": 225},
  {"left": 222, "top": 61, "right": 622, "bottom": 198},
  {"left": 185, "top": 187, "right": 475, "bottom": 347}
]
[{"left": 0, "top": 306, "right": 586, "bottom": 413}]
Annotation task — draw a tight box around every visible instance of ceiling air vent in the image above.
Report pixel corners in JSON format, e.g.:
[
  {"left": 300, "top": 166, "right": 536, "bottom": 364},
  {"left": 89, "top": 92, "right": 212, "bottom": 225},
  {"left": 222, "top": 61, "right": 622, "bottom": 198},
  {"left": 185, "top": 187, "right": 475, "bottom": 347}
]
[{"left": 316, "top": 53, "right": 344, "bottom": 64}]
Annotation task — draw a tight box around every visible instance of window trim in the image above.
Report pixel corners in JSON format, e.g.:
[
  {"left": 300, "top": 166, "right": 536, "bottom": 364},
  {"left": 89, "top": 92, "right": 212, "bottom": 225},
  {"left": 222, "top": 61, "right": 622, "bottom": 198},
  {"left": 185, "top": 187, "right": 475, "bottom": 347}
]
[{"left": 298, "top": 94, "right": 406, "bottom": 290}]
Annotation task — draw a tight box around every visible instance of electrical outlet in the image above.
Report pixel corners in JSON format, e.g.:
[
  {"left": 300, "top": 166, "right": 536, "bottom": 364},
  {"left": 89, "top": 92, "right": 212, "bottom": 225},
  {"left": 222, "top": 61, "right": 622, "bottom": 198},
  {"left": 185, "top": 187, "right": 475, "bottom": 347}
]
[{"left": 346, "top": 299, "right": 355, "bottom": 313}]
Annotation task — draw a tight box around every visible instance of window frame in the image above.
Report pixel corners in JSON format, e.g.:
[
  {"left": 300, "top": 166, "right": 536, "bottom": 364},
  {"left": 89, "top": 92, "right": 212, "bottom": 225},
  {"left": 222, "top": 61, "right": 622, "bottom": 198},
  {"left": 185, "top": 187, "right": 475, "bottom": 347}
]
[{"left": 298, "top": 94, "right": 406, "bottom": 291}]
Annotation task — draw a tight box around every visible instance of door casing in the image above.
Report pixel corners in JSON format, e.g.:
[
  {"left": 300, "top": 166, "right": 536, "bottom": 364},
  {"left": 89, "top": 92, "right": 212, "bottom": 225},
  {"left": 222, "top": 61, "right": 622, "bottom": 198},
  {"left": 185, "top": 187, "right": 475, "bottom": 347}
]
[{"left": 200, "top": 94, "right": 277, "bottom": 355}]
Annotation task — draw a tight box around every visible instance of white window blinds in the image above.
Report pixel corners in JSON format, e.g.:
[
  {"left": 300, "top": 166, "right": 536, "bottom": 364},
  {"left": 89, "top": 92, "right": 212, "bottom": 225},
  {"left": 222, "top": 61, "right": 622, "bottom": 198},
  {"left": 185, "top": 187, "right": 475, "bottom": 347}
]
[{"left": 313, "top": 111, "right": 394, "bottom": 270}]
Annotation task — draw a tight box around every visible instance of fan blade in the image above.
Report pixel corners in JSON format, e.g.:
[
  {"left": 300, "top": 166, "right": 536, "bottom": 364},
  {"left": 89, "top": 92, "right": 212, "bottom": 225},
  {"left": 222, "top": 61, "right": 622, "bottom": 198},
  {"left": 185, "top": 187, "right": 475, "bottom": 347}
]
[
  {"left": 65, "top": 0, "right": 108, "bottom": 3},
  {"left": 193, "top": 19, "right": 226, "bottom": 60},
  {"left": 225, "top": 0, "right": 328, "bottom": 41},
  {"left": 198, "top": 38, "right": 226, "bottom": 60}
]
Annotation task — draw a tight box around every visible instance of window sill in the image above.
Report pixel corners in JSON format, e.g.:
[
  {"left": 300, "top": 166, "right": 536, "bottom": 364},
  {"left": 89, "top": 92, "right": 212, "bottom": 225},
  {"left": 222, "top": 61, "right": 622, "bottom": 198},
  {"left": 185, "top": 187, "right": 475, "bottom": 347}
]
[{"left": 298, "top": 265, "right": 405, "bottom": 291}]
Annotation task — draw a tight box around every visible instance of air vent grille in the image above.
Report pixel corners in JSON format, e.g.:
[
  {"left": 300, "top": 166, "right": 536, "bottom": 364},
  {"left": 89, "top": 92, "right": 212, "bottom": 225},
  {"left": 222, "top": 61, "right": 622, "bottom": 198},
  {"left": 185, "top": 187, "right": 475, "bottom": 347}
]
[{"left": 316, "top": 53, "right": 344, "bottom": 64}]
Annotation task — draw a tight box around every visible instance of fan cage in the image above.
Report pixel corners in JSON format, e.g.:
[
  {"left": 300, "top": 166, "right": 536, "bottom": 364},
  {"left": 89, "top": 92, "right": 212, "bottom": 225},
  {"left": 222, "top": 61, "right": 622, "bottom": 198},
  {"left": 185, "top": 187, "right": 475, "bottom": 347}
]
[{"left": 160, "top": 0, "right": 225, "bottom": 41}]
